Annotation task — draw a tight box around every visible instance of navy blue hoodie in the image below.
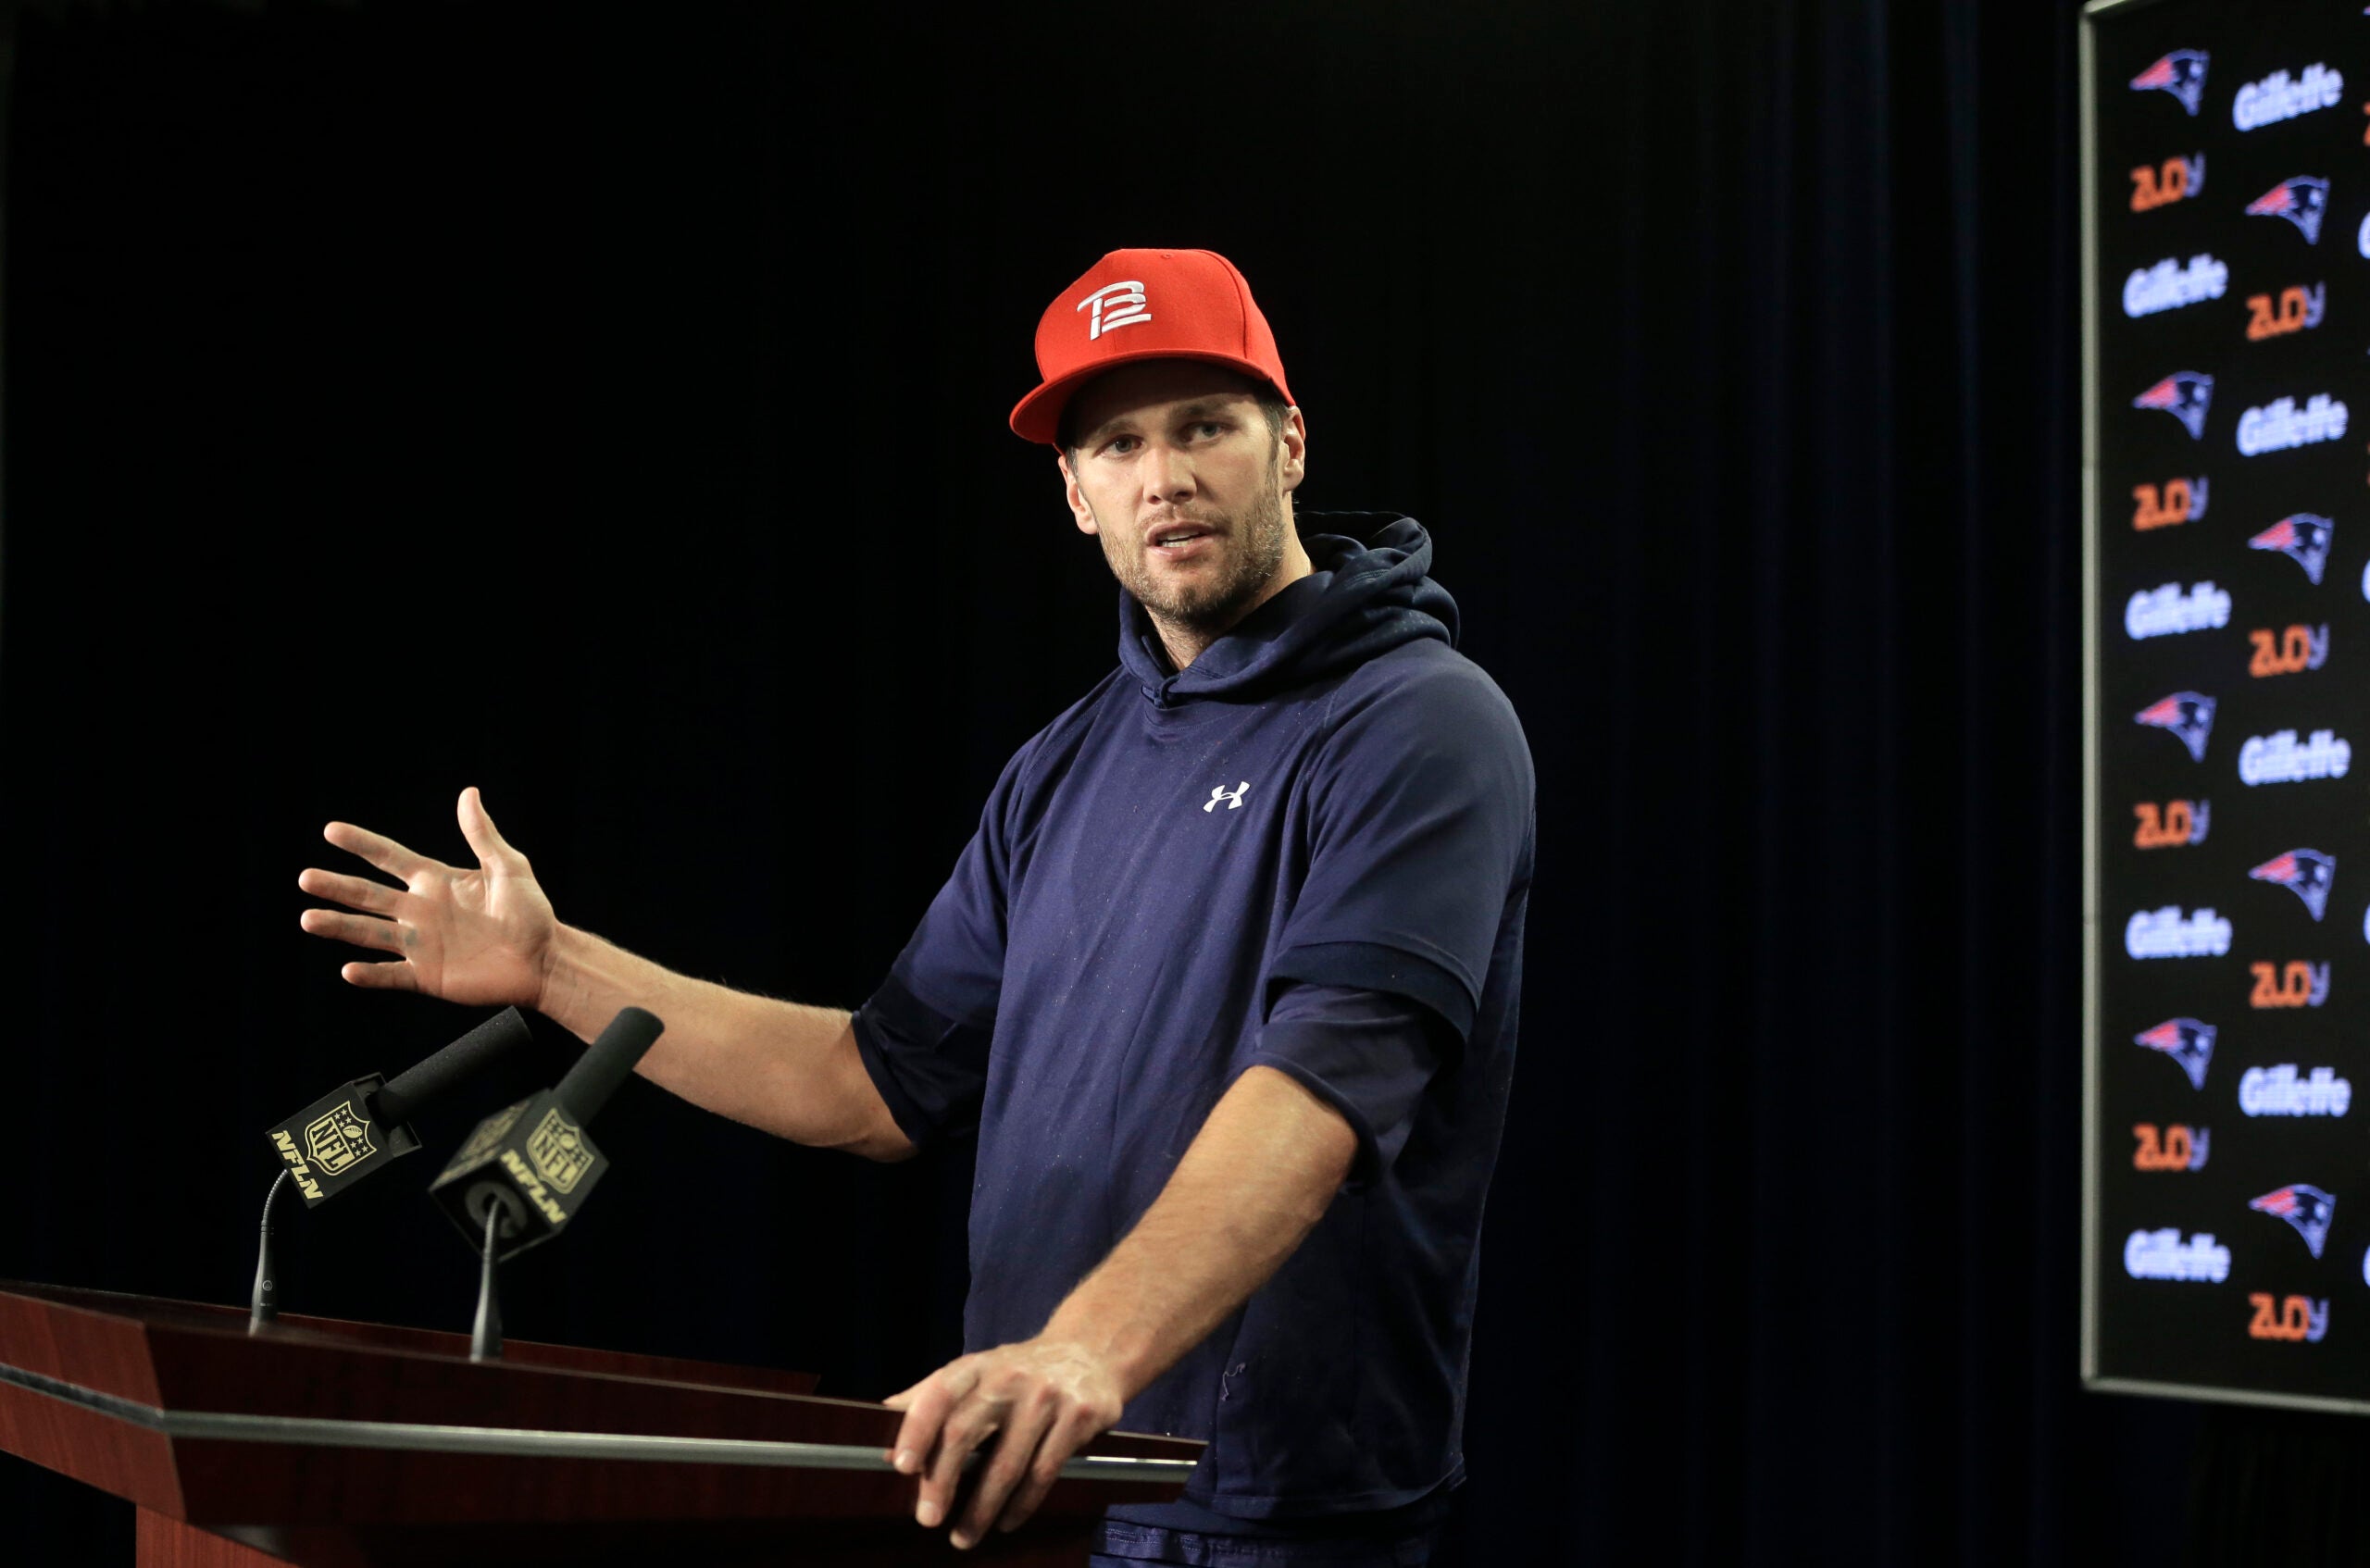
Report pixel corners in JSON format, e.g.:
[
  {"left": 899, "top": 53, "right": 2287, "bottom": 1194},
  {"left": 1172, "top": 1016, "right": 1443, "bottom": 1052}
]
[{"left": 854, "top": 514, "right": 1533, "bottom": 1518}]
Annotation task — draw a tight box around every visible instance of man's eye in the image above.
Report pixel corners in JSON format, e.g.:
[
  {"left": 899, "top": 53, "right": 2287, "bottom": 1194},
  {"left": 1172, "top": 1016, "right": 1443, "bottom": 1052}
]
[
  {"left": 1195, "top": 422, "right": 1224, "bottom": 438},
  {"left": 1105, "top": 436, "right": 1139, "bottom": 455}
]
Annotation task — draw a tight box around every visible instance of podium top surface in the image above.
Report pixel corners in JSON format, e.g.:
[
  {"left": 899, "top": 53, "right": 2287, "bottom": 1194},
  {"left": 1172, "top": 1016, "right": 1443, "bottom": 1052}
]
[{"left": 0, "top": 1279, "right": 1201, "bottom": 1504}]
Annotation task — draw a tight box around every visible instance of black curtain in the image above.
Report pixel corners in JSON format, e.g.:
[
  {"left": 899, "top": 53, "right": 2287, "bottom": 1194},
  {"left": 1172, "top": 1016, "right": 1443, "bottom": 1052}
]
[{"left": 0, "top": 0, "right": 2283, "bottom": 1560}]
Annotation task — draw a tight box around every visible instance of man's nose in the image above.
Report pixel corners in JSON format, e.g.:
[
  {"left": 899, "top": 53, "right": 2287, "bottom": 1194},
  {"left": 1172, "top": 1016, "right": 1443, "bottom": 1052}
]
[{"left": 1140, "top": 443, "right": 1195, "bottom": 504}]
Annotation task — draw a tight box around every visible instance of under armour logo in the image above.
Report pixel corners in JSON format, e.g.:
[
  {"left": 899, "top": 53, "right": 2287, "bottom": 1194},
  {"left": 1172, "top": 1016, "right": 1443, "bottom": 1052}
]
[
  {"left": 1079, "top": 280, "right": 1152, "bottom": 341},
  {"left": 1204, "top": 781, "right": 1250, "bottom": 813}
]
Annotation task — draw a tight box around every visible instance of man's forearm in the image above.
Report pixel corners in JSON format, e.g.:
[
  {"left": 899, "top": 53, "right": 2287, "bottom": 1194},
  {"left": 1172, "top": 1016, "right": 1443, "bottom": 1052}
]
[
  {"left": 1041, "top": 1064, "right": 1357, "bottom": 1400},
  {"left": 535, "top": 923, "right": 913, "bottom": 1160}
]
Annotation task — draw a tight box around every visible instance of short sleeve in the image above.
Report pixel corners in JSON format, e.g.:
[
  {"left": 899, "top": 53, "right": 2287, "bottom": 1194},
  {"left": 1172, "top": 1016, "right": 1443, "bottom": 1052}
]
[
  {"left": 1268, "top": 665, "right": 1533, "bottom": 1039},
  {"left": 850, "top": 745, "right": 1030, "bottom": 1148},
  {"left": 1239, "top": 982, "right": 1453, "bottom": 1180}
]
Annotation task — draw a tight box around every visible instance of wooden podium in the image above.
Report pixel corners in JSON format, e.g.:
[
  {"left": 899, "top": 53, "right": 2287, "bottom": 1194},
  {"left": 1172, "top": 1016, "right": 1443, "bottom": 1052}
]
[{"left": 0, "top": 1281, "right": 1199, "bottom": 1565}]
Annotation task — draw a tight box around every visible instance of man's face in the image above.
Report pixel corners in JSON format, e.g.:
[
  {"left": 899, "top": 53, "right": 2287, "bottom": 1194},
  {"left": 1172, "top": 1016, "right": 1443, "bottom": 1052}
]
[{"left": 1058, "top": 362, "right": 1306, "bottom": 634}]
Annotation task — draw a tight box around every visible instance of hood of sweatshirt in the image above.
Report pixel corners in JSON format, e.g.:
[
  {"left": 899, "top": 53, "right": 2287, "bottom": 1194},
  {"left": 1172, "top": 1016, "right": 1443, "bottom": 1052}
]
[{"left": 1115, "top": 513, "right": 1459, "bottom": 706}]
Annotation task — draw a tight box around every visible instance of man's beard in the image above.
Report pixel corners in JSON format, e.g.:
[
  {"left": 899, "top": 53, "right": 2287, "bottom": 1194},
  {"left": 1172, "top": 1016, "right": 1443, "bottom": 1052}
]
[{"left": 1096, "top": 460, "right": 1291, "bottom": 636}]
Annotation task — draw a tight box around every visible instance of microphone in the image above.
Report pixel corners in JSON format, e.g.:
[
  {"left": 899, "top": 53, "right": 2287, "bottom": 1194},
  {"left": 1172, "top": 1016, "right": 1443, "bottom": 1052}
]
[
  {"left": 262, "top": 1006, "right": 536, "bottom": 1206},
  {"left": 429, "top": 1006, "right": 664, "bottom": 1262}
]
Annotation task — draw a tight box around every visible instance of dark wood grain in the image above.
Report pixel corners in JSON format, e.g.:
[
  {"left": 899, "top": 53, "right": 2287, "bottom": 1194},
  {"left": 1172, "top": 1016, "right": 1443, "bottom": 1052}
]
[{"left": 2, "top": 1283, "right": 1201, "bottom": 1567}]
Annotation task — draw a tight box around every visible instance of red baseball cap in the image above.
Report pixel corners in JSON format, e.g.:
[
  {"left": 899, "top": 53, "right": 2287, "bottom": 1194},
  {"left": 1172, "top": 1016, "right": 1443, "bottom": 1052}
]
[{"left": 1008, "top": 247, "right": 1295, "bottom": 445}]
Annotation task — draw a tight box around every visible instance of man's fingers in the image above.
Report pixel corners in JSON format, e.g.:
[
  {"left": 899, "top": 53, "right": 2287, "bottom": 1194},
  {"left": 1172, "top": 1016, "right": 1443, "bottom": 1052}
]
[
  {"left": 889, "top": 1375, "right": 956, "bottom": 1479},
  {"left": 917, "top": 1386, "right": 1002, "bottom": 1533},
  {"left": 997, "top": 1407, "right": 1099, "bottom": 1535},
  {"left": 340, "top": 960, "right": 420, "bottom": 992},
  {"left": 323, "top": 821, "right": 437, "bottom": 882},
  {"left": 953, "top": 1392, "right": 1055, "bottom": 1549},
  {"left": 454, "top": 787, "right": 519, "bottom": 869},
  {"left": 299, "top": 908, "right": 407, "bottom": 955},
  {"left": 296, "top": 867, "right": 404, "bottom": 916}
]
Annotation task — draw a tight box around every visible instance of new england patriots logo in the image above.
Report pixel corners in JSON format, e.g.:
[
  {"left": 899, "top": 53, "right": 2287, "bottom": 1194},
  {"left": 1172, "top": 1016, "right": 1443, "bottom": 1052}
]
[
  {"left": 2133, "top": 372, "right": 2214, "bottom": 440},
  {"left": 2252, "top": 1184, "right": 2336, "bottom": 1259},
  {"left": 2135, "top": 1017, "right": 2215, "bottom": 1090},
  {"left": 2249, "top": 514, "right": 2332, "bottom": 585},
  {"left": 2129, "top": 50, "right": 2210, "bottom": 116},
  {"left": 2246, "top": 177, "right": 2329, "bottom": 245},
  {"left": 2135, "top": 691, "right": 2215, "bottom": 761},
  {"left": 2251, "top": 849, "right": 2336, "bottom": 922}
]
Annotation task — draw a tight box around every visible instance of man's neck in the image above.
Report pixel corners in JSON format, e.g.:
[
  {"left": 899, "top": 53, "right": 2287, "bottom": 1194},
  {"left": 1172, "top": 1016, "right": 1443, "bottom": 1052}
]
[{"left": 1152, "top": 539, "right": 1315, "bottom": 670}]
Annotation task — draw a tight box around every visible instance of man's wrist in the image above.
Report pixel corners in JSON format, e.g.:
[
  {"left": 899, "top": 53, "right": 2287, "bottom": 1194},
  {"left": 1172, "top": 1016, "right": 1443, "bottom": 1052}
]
[{"left": 533, "top": 923, "right": 601, "bottom": 1031}]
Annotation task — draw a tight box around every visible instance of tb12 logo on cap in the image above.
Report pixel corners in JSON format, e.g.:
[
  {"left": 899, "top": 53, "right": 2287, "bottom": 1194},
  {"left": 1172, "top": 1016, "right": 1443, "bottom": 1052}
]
[{"left": 1079, "top": 280, "right": 1152, "bottom": 341}]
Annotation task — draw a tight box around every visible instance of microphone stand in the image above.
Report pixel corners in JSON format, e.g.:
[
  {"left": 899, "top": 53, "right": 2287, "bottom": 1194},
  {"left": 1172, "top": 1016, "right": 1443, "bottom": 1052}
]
[
  {"left": 469, "top": 1201, "right": 505, "bottom": 1363},
  {"left": 248, "top": 1170, "right": 293, "bottom": 1331}
]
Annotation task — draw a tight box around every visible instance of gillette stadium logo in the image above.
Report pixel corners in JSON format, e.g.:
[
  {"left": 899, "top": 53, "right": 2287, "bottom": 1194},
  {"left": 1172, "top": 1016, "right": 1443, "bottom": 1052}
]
[
  {"left": 2248, "top": 514, "right": 2331, "bottom": 584},
  {"left": 2135, "top": 1017, "right": 2214, "bottom": 1089},
  {"left": 2125, "top": 582, "right": 2229, "bottom": 639},
  {"left": 2240, "top": 1064, "right": 2352, "bottom": 1118},
  {"left": 2227, "top": 66, "right": 2341, "bottom": 131},
  {"left": 2135, "top": 691, "right": 2214, "bottom": 760},
  {"left": 2239, "top": 728, "right": 2351, "bottom": 785},
  {"left": 2134, "top": 373, "right": 2214, "bottom": 439},
  {"left": 2251, "top": 850, "right": 2335, "bottom": 920},
  {"left": 2237, "top": 392, "right": 2348, "bottom": 455},
  {"left": 2233, "top": 65, "right": 2343, "bottom": 131},
  {"left": 2245, "top": 177, "right": 2330, "bottom": 244},
  {"left": 2126, "top": 906, "right": 2232, "bottom": 960},
  {"left": 2252, "top": 1185, "right": 2336, "bottom": 1259},
  {"left": 2130, "top": 51, "right": 2209, "bottom": 117},
  {"left": 2124, "top": 1228, "right": 2229, "bottom": 1282},
  {"left": 2124, "top": 255, "right": 2228, "bottom": 317}
]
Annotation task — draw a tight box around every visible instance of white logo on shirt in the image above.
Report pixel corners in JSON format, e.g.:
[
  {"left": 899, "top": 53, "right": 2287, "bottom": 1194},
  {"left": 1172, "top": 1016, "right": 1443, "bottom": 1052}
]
[
  {"left": 1079, "top": 280, "right": 1152, "bottom": 341},
  {"left": 1204, "top": 781, "right": 1250, "bottom": 813}
]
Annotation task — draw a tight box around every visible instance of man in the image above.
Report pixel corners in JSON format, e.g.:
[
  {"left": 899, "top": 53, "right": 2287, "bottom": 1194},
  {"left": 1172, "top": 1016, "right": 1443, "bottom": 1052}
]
[{"left": 298, "top": 248, "right": 1533, "bottom": 1563}]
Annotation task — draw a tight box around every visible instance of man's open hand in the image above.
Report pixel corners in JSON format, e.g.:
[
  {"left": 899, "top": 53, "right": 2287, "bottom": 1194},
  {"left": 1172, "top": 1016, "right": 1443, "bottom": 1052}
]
[
  {"left": 882, "top": 1338, "right": 1126, "bottom": 1549},
  {"left": 297, "top": 787, "right": 556, "bottom": 1009}
]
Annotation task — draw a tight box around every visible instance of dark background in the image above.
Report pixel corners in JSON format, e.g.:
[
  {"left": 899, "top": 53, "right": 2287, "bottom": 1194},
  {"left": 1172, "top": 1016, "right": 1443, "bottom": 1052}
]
[{"left": 0, "top": 0, "right": 2334, "bottom": 1561}]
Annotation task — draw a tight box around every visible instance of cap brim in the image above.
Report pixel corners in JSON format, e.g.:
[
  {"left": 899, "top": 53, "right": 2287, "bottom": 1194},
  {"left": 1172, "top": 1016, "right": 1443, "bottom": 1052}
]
[{"left": 1008, "top": 349, "right": 1291, "bottom": 445}]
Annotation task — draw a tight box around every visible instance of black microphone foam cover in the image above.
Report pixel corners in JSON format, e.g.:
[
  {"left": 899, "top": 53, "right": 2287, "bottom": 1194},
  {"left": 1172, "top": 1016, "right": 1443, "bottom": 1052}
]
[
  {"left": 373, "top": 1006, "right": 533, "bottom": 1127},
  {"left": 553, "top": 1006, "right": 665, "bottom": 1126}
]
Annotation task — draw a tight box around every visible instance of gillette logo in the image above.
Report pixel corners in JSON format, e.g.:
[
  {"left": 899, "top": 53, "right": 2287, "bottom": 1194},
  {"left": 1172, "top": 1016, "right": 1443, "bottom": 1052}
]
[
  {"left": 2124, "top": 1229, "right": 2229, "bottom": 1282},
  {"left": 2251, "top": 850, "right": 2335, "bottom": 921},
  {"left": 2239, "top": 728, "right": 2351, "bottom": 785},
  {"left": 2133, "top": 373, "right": 2214, "bottom": 439},
  {"left": 2248, "top": 514, "right": 2331, "bottom": 584},
  {"left": 2233, "top": 65, "right": 2344, "bottom": 131},
  {"left": 2135, "top": 1017, "right": 2215, "bottom": 1089},
  {"left": 2124, "top": 255, "right": 2228, "bottom": 317},
  {"left": 2134, "top": 691, "right": 2214, "bottom": 760},
  {"left": 2130, "top": 154, "right": 2205, "bottom": 212},
  {"left": 2125, "top": 582, "right": 2229, "bottom": 639},
  {"left": 2251, "top": 1185, "right": 2336, "bottom": 1259},
  {"left": 2245, "top": 178, "right": 2330, "bottom": 245},
  {"left": 2130, "top": 51, "right": 2209, "bottom": 117},
  {"left": 2125, "top": 907, "right": 2232, "bottom": 960},
  {"left": 2236, "top": 393, "right": 2348, "bottom": 456},
  {"left": 2240, "top": 1064, "right": 2352, "bottom": 1118}
]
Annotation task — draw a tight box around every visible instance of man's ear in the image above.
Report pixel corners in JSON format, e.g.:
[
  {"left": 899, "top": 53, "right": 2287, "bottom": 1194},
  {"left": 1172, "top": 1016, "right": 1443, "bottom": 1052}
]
[
  {"left": 1058, "top": 452, "right": 1099, "bottom": 535},
  {"left": 1278, "top": 408, "right": 1308, "bottom": 495}
]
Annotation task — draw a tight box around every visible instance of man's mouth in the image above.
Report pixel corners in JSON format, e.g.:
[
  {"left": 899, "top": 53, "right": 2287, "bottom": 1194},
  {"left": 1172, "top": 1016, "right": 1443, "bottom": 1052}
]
[{"left": 1146, "top": 521, "right": 1218, "bottom": 557}]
